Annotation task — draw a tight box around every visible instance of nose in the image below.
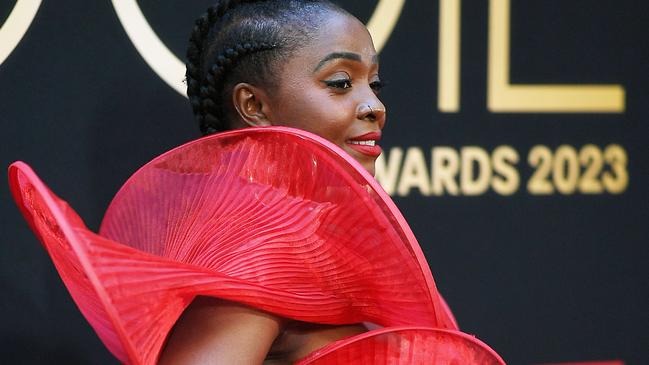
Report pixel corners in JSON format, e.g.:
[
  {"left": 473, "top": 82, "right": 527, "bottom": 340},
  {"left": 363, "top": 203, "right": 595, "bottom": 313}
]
[{"left": 356, "top": 101, "right": 387, "bottom": 129}]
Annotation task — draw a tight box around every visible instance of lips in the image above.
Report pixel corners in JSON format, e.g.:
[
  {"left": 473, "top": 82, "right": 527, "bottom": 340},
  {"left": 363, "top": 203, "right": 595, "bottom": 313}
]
[{"left": 346, "top": 131, "right": 382, "bottom": 157}]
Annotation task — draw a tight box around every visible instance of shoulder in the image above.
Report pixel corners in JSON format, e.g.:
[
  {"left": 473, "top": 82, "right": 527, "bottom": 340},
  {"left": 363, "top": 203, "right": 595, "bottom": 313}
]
[{"left": 159, "top": 296, "right": 284, "bottom": 365}]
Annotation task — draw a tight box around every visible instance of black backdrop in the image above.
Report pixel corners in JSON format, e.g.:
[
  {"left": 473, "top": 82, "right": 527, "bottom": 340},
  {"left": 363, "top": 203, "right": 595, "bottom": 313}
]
[{"left": 1, "top": 1, "right": 647, "bottom": 364}]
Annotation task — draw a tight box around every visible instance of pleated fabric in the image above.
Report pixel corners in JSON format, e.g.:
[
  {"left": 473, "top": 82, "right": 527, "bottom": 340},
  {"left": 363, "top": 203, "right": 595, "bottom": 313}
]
[
  {"left": 8, "top": 127, "right": 502, "bottom": 364},
  {"left": 297, "top": 327, "right": 503, "bottom": 364}
]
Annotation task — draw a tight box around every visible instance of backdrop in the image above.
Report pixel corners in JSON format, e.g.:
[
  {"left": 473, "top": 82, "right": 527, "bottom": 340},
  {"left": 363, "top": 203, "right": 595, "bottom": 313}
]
[{"left": 1, "top": 0, "right": 647, "bottom": 364}]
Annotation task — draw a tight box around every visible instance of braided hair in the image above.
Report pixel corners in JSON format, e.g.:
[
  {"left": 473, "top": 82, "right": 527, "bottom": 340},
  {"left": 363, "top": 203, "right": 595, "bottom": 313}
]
[{"left": 186, "top": 0, "right": 346, "bottom": 135}]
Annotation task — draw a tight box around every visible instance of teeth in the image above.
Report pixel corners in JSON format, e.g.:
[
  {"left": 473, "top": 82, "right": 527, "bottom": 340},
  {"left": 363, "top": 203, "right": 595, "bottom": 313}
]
[{"left": 349, "top": 140, "right": 376, "bottom": 146}]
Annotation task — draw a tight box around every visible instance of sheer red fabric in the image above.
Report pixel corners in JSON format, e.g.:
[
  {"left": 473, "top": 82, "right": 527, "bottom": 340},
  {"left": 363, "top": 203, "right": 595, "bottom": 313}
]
[
  {"left": 297, "top": 327, "right": 503, "bottom": 365},
  {"left": 9, "top": 127, "right": 503, "bottom": 364}
]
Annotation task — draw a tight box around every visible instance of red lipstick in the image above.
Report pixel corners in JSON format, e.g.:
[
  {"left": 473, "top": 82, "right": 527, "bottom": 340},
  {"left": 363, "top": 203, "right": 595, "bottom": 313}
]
[{"left": 346, "top": 132, "right": 382, "bottom": 157}]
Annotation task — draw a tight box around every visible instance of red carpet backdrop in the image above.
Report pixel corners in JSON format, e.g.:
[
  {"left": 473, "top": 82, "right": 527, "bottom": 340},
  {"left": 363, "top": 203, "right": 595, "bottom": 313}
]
[{"left": 0, "top": 0, "right": 647, "bottom": 363}]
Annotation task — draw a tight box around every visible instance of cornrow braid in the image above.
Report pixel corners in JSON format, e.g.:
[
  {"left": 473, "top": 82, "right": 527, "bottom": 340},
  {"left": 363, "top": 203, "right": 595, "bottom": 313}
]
[
  {"left": 186, "top": 0, "right": 250, "bottom": 134},
  {"left": 199, "top": 41, "right": 276, "bottom": 133},
  {"left": 185, "top": 0, "right": 347, "bottom": 135}
]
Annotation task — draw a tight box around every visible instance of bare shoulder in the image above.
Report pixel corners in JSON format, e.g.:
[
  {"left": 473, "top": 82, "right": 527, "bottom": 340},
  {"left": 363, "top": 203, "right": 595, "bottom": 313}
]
[
  {"left": 266, "top": 322, "right": 368, "bottom": 363},
  {"left": 159, "top": 296, "right": 370, "bottom": 364},
  {"left": 159, "top": 296, "right": 283, "bottom": 365}
]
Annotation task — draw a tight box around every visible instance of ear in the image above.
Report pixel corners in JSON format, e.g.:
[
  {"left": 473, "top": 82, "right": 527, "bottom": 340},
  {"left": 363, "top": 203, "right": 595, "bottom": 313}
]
[{"left": 232, "top": 83, "right": 273, "bottom": 127}]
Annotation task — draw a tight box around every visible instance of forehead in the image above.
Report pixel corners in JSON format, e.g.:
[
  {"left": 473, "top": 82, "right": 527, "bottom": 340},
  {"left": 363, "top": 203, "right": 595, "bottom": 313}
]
[{"left": 296, "top": 12, "right": 377, "bottom": 65}]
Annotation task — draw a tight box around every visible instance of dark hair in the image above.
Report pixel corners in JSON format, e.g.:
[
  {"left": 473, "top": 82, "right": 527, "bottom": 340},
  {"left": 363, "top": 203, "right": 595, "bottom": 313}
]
[{"left": 186, "top": 0, "right": 347, "bottom": 135}]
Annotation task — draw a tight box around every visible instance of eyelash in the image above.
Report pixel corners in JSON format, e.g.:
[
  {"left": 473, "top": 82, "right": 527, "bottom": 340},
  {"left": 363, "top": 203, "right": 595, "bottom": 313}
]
[
  {"left": 370, "top": 80, "right": 385, "bottom": 93},
  {"left": 323, "top": 79, "right": 353, "bottom": 90},
  {"left": 323, "top": 78, "right": 386, "bottom": 94}
]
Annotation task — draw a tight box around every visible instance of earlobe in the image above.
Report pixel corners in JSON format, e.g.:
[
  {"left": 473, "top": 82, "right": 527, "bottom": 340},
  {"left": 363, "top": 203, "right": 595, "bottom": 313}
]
[{"left": 232, "top": 83, "right": 272, "bottom": 127}]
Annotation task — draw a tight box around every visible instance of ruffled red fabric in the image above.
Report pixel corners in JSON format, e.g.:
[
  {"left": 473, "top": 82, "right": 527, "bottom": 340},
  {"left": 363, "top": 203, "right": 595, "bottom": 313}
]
[{"left": 9, "top": 127, "right": 503, "bottom": 364}]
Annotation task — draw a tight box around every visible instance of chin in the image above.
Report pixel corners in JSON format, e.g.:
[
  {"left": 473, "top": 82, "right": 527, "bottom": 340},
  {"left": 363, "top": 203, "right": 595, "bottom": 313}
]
[
  {"left": 364, "top": 163, "right": 376, "bottom": 177},
  {"left": 342, "top": 148, "right": 376, "bottom": 176}
]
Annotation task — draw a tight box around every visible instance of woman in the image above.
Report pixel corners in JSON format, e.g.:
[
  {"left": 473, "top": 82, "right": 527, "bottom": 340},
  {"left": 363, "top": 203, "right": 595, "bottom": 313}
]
[
  {"left": 9, "top": 1, "right": 503, "bottom": 364},
  {"left": 184, "top": 0, "right": 385, "bottom": 175},
  {"left": 163, "top": 1, "right": 386, "bottom": 363}
]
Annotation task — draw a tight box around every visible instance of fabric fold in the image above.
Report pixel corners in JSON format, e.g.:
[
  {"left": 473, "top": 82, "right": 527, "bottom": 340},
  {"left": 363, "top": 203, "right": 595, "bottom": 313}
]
[{"left": 9, "top": 127, "right": 499, "bottom": 364}]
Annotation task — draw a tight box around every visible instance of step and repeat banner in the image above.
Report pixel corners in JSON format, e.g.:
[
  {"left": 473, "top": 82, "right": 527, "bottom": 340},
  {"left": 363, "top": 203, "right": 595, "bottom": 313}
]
[{"left": 1, "top": 0, "right": 647, "bottom": 364}]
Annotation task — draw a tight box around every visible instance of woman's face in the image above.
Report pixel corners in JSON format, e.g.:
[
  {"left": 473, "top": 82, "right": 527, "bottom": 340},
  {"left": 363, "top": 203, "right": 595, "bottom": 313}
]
[{"left": 266, "top": 11, "right": 386, "bottom": 176}]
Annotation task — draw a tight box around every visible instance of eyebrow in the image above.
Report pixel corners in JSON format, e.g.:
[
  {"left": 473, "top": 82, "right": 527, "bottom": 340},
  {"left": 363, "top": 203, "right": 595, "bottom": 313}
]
[{"left": 313, "top": 52, "right": 379, "bottom": 72}]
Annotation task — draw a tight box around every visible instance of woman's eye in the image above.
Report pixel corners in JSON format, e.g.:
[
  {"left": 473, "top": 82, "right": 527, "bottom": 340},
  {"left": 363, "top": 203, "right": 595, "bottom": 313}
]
[
  {"left": 323, "top": 79, "right": 352, "bottom": 90},
  {"left": 370, "top": 80, "right": 385, "bottom": 94}
]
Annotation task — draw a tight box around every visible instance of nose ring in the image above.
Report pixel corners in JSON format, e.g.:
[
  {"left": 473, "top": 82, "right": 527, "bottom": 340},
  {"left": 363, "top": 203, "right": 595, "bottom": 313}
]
[{"left": 368, "top": 105, "right": 374, "bottom": 114}]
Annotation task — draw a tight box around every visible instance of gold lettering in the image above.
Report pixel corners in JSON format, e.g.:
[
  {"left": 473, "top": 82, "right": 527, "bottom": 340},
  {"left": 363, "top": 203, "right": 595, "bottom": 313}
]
[
  {"left": 527, "top": 145, "right": 554, "bottom": 195},
  {"left": 397, "top": 147, "right": 430, "bottom": 196},
  {"left": 438, "top": 0, "right": 461, "bottom": 112},
  {"left": 431, "top": 147, "right": 460, "bottom": 196},
  {"left": 553, "top": 145, "right": 579, "bottom": 194},
  {"left": 366, "top": 0, "right": 407, "bottom": 52},
  {"left": 375, "top": 147, "right": 404, "bottom": 195},
  {"left": 460, "top": 147, "right": 492, "bottom": 195},
  {"left": 397, "top": 147, "right": 431, "bottom": 196},
  {"left": 492, "top": 145, "right": 520, "bottom": 195},
  {"left": 602, "top": 144, "right": 628, "bottom": 194},
  {"left": 578, "top": 145, "right": 604, "bottom": 194},
  {"left": 487, "top": 0, "right": 625, "bottom": 112}
]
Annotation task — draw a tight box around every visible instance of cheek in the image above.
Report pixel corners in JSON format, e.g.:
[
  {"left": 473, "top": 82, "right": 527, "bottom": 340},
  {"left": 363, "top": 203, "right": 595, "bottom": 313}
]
[
  {"left": 308, "top": 109, "right": 353, "bottom": 145},
  {"left": 276, "top": 92, "right": 354, "bottom": 143}
]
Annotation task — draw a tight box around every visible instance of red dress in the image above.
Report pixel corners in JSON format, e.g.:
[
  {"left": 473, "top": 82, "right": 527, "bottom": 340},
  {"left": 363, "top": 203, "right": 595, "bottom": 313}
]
[{"left": 9, "top": 127, "right": 504, "bottom": 364}]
